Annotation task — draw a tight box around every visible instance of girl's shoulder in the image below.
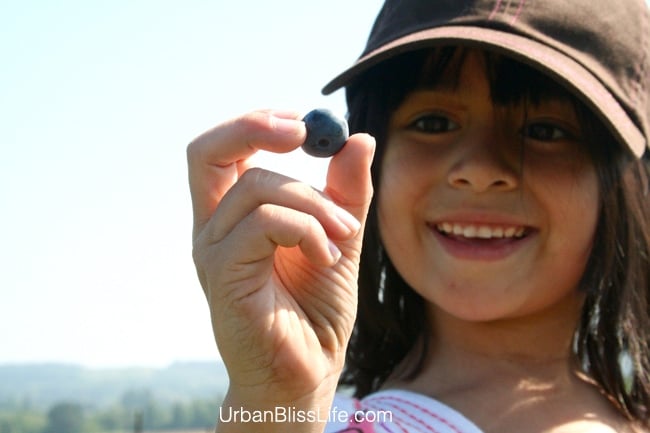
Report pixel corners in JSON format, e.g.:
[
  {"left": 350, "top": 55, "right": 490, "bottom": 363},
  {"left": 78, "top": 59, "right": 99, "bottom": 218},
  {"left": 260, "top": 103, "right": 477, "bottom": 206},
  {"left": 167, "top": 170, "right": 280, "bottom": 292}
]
[{"left": 325, "top": 388, "right": 485, "bottom": 433}]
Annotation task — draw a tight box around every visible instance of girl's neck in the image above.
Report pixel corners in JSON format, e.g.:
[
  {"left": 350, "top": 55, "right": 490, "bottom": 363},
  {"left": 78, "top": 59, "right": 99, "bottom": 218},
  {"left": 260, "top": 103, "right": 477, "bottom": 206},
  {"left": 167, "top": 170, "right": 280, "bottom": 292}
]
[
  {"left": 427, "top": 292, "right": 584, "bottom": 367},
  {"left": 391, "top": 291, "right": 585, "bottom": 390}
]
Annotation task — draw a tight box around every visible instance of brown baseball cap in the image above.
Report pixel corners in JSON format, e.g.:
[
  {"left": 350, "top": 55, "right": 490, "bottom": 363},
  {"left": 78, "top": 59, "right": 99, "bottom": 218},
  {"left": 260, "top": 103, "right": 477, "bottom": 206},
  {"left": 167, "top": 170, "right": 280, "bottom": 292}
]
[{"left": 322, "top": 0, "right": 650, "bottom": 158}]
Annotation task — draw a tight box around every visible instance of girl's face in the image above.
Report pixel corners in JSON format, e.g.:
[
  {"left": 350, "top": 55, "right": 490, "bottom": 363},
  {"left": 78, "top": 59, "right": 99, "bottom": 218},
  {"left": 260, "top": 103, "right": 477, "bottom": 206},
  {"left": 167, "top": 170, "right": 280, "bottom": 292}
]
[{"left": 378, "top": 50, "right": 599, "bottom": 322}]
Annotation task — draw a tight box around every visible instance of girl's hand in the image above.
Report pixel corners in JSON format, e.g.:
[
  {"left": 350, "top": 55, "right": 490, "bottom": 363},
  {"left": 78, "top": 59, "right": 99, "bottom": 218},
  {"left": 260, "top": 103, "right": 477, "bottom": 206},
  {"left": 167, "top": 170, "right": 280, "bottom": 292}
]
[{"left": 187, "top": 110, "right": 375, "bottom": 431}]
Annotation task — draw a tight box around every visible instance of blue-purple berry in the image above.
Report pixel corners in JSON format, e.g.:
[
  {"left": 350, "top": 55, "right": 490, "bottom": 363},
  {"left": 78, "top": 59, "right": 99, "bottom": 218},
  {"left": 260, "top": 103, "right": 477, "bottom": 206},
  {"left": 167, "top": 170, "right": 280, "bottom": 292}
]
[{"left": 301, "top": 109, "right": 349, "bottom": 157}]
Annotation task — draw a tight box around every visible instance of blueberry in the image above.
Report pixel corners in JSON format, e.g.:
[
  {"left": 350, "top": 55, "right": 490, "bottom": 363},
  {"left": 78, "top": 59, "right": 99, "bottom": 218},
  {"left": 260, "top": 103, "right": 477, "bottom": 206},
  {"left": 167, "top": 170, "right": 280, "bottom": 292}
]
[{"left": 301, "top": 109, "right": 349, "bottom": 157}]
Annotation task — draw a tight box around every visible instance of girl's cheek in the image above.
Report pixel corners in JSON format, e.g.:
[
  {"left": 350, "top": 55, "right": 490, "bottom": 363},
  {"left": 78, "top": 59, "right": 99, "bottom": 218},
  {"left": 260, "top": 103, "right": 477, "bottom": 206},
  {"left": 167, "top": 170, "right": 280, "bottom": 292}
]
[{"left": 523, "top": 146, "right": 596, "bottom": 187}]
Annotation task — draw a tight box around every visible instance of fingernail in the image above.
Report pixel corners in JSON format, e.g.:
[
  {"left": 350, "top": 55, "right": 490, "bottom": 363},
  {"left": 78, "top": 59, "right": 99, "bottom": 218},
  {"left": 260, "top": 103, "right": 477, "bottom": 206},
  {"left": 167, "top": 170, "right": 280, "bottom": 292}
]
[
  {"left": 328, "top": 239, "right": 342, "bottom": 262},
  {"left": 334, "top": 206, "right": 361, "bottom": 234}
]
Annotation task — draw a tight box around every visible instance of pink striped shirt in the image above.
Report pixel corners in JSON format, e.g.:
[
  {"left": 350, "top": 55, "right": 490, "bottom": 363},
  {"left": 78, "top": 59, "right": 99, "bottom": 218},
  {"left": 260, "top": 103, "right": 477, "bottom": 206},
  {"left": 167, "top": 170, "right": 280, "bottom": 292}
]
[{"left": 325, "top": 389, "right": 484, "bottom": 433}]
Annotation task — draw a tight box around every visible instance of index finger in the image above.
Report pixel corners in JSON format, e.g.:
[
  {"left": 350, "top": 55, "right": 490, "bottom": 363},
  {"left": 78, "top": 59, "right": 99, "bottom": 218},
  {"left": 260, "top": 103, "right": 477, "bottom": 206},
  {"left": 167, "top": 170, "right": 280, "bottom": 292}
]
[{"left": 187, "top": 110, "right": 307, "bottom": 231}]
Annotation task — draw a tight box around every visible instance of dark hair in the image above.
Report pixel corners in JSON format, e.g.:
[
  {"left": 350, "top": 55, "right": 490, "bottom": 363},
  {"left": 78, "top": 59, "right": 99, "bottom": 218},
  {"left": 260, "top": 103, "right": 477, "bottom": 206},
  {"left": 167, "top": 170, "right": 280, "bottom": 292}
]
[{"left": 340, "top": 46, "right": 650, "bottom": 425}]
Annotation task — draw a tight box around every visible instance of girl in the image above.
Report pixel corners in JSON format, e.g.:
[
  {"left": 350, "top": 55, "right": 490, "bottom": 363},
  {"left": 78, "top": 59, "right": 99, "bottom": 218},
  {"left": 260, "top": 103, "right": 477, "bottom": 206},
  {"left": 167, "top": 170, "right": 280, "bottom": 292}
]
[{"left": 187, "top": 0, "right": 650, "bottom": 431}]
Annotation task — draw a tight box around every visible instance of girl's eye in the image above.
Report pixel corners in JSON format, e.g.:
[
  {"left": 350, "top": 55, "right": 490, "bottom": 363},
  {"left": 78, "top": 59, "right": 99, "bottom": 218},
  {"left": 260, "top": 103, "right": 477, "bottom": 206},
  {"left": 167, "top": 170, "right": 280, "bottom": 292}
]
[
  {"left": 409, "top": 114, "right": 459, "bottom": 134},
  {"left": 523, "top": 122, "right": 572, "bottom": 141}
]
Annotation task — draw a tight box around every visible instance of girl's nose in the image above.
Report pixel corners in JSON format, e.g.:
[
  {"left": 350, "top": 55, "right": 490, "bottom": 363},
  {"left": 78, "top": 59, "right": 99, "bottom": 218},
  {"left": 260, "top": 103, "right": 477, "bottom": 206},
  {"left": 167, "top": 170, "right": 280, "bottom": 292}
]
[{"left": 446, "top": 131, "right": 519, "bottom": 193}]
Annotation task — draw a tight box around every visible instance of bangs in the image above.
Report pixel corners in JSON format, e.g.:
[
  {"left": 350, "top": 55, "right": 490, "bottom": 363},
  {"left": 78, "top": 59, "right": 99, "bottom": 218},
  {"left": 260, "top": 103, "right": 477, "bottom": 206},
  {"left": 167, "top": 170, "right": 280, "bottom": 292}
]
[
  {"left": 488, "top": 52, "right": 578, "bottom": 107},
  {"left": 414, "top": 46, "right": 581, "bottom": 107},
  {"left": 352, "top": 45, "right": 583, "bottom": 116}
]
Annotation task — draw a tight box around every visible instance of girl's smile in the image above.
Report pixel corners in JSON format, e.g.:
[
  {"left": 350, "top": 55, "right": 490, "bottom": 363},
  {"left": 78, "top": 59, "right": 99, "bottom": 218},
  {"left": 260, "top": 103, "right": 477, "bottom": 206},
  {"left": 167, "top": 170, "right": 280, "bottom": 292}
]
[
  {"left": 378, "top": 49, "right": 599, "bottom": 322},
  {"left": 428, "top": 215, "right": 536, "bottom": 262}
]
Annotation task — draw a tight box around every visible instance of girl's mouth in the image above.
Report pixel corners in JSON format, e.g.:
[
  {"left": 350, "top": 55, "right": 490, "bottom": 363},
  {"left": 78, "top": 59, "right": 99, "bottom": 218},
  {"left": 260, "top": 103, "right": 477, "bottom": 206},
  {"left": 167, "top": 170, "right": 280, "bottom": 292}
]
[
  {"left": 430, "top": 222, "right": 535, "bottom": 261},
  {"left": 435, "top": 222, "right": 529, "bottom": 240}
]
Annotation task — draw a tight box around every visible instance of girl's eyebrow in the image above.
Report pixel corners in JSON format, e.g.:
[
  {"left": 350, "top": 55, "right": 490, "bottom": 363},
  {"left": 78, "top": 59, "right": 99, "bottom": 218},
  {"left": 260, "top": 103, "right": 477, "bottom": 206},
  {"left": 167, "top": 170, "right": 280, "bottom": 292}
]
[
  {"left": 397, "top": 90, "right": 468, "bottom": 115},
  {"left": 515, "top": 94, "right": 578, "bottom": 109}
]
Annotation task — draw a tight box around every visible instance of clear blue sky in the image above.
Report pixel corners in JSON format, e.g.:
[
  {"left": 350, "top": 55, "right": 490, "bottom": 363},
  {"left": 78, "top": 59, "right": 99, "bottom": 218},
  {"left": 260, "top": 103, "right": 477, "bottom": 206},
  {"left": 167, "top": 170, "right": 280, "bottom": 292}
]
[{"left": 0, "top": 0, "right": 382, "bottom": 368}]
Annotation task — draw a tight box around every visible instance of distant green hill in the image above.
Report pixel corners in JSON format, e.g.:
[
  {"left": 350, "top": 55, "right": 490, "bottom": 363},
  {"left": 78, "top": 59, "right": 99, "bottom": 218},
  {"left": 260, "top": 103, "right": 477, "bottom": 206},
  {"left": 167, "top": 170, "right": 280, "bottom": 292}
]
[{"left": 0, "top": 361, "right": 229, "bottom": 410}]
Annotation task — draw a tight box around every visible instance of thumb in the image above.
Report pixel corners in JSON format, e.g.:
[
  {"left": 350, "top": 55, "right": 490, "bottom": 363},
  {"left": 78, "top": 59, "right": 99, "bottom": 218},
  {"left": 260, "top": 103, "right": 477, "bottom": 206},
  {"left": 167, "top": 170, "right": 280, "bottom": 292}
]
[{"left": 324, "top": 133, "right": 376, "bottom": 225}]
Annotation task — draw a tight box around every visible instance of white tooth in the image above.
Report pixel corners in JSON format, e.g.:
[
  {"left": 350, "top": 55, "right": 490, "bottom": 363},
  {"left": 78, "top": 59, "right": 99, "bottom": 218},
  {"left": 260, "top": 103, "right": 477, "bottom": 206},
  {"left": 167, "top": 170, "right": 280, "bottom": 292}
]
[
  {"left": 463, "top": 226, "right": 477, "bottom": 237},
  {"left": 443, "top": 223, "right": 524, "bottom": 239},
  {"left": 477, "top": 226, "right": 493, "bottom": 239}
]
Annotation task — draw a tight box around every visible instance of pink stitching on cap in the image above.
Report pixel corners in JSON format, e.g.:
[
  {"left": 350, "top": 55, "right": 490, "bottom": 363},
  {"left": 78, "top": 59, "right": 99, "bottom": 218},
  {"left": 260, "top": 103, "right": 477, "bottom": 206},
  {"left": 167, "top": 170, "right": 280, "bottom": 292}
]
[
  {"left": 511, "top": 0, "right": 525, "bottom": 24},
  {"left": 488, "top": 0, "right": 504, "bottom": 20}
]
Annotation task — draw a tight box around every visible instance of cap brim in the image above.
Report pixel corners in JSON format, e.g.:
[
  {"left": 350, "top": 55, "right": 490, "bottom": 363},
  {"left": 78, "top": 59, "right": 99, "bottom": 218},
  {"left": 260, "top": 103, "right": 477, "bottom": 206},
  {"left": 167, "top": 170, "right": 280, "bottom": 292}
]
[{"left": 322, "top": 25, "right": 646, "bottom": 157}]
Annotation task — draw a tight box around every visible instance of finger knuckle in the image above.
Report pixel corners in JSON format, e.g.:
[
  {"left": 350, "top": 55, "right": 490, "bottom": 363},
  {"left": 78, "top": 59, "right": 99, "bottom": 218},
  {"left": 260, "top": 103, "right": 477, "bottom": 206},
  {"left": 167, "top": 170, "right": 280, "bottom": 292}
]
[
  {"left": 301, "top": 213, "right": 322, "bottom": 237},
  {"left": 248, "top": 204, "right": 315, "bottom": 242},
  {"left": 249, "top": 203, "right": 278, "bottom": 228},
  {"left": 191, "top": 235, "right": 212, "bottom": 269},
  {"left": 186, "top": 138, "right": 204, "bottom": 167},
  {"left": 238, "top": 167, "right": 272, "bottom": 189}
]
